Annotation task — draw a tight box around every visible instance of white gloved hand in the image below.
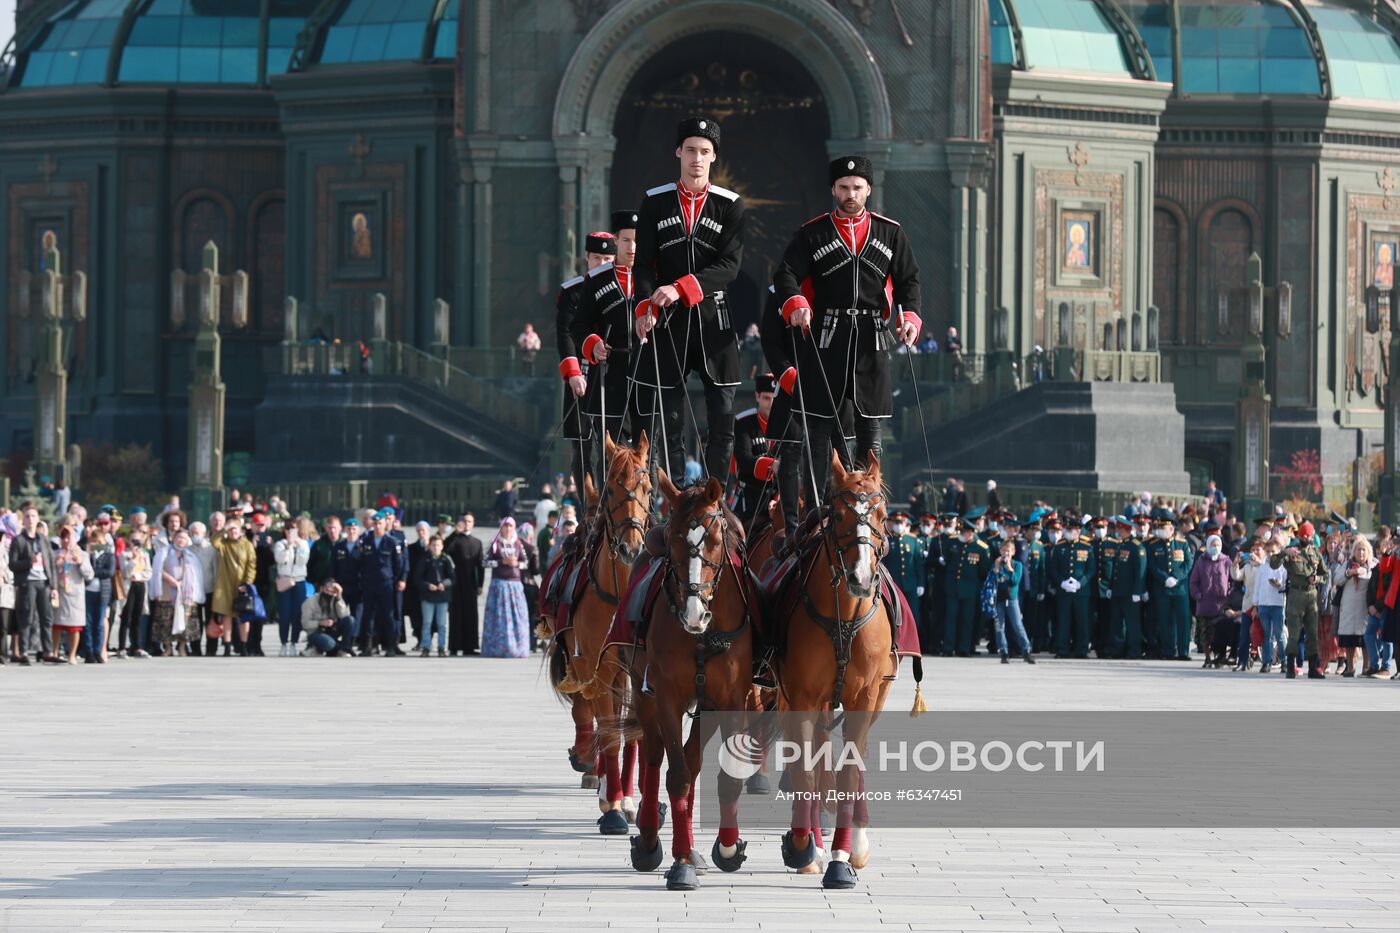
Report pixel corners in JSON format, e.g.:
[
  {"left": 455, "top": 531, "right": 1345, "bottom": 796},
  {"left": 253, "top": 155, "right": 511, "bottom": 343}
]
[
  {"left": 1060, "top": 580, "right": 1073, "bottom": 592},
  {"left": 1131, "top": 594, "right": 1141, "bottom": 604},
  {"left": 1142, "top": 592, "right": 1150, "bottom": 603},
  {"left": 938, "top": 557, "right": 945, "bottom": 565},
  {"left": 1165, "top": 575, "right": 1178, "bottom": 589},
  {"left": 1036, "top": 594, "right": 1045, "bottom": 602},
  {"left": 916, "top": 586, "right": 925, "bottom": 597}
]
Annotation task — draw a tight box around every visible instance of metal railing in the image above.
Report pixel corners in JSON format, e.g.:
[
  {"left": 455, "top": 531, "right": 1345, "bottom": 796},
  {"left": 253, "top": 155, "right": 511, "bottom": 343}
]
[
  {"left": 244, "top": 476, "right": 529, "bottom": 521},
  {"left": 274, "top": 340, "right": 540, "bottom": 436}
]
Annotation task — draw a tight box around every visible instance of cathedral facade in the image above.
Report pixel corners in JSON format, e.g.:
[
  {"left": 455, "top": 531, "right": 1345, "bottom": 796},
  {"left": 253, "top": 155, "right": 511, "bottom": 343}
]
[{"left": 3, "top": 0, "right": 1400, "bottom": 497}]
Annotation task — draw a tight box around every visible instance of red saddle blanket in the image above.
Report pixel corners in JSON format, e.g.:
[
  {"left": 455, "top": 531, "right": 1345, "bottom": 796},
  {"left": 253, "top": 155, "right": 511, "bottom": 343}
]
[
  {"left": 760, "top": 542, "right": 922, "bottom": 658},
  {"left": 539, "top": 547, "right": 591, "bottom": 636}
]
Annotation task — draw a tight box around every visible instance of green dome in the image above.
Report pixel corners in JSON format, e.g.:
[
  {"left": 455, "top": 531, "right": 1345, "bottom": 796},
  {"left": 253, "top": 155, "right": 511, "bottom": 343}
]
[
  {"left": 992, "top": 0, "right": 1400, "bottom": 102},
  {"left": 4, "top": 0, "right": 457, "bottom": 91}
]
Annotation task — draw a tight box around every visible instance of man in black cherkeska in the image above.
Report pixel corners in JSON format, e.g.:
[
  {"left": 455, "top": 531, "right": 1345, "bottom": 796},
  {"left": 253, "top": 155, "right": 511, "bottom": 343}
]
[
  {"left": 632, "top": 116, "right": 745, "bottom": 484},
  {"left": 766, "top": 155, "right": 922, "bottom": 531},
  {"left": 569, "top": 210, "right": 640, "bottom": 488},
  {"left": 556, "top": 231, "right": 617, "bottom": 489}
]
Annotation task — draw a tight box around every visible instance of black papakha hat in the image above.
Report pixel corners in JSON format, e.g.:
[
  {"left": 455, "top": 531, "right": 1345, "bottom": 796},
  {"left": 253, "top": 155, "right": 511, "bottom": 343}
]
[
  {"left": 829, "top": 155, "right": 874, "bottom": 186},
  {"left": 754, "top": 372, "right": 777, "bottom": 394},
  {"left": 610, "top": 210, "right": 638, "bottom": 233},
  {"left": 676, "top": 116, "right": 721, "bottom": 152},
  {"left": 584, "top": 231, "right": 616, "bottom": 255}
]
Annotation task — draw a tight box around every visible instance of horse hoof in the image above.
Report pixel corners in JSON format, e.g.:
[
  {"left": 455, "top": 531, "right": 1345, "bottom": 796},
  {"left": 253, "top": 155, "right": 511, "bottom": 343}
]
[
  {"left": 781, "top": 830, "right": 817, "bottom": 870},
  {"left": 745, "top": 773, "right": 771, "bottom": 795},
  {"left": 688, "top": 848, "right": 710, "bottom": 873},
  {"left": 850, "top": 828, "right": 870, "bottom": 869},
  {"left": 630, "top": 835, "right": 663, "bottom": 872},
  {"left": 822, "top": 859, "right": 859, "bottom": 889},
  {"left": 598, "top": 810, "right": 629, "bottom": 836},
  {"left": 665, "top": 861, "right": 699, "bottom": 891},
  {"left": 581, "top": 774, "right": 598, "bottom": 790},
  {"left": 567, "top": 748, "right": 591, "bottom": 774},
  {"left": 658, "top": 802, "right": 668, "bottom": 828},
  {"left": 711, "top": 838, "right": 748, "bottom": 873}
]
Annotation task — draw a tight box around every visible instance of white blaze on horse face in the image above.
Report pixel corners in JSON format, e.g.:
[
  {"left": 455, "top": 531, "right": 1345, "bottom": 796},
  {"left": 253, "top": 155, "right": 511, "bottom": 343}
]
[
  {"left": 684, "top": 524, "right": 709, "bottom": 630},
  {"left": 852, "top": 500, "right": 875, "bottom": 590}
]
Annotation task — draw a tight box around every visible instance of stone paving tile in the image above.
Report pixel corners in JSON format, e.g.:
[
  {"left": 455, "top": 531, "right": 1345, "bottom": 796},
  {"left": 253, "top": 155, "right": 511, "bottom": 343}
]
[{"left": 0, "top": 656, "right": 1397, "bottom": 933}]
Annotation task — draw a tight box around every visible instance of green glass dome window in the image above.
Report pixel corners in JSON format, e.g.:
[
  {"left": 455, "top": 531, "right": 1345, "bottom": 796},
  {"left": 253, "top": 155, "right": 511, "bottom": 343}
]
[
  {"left": 1119, "top": 0, "right": 1174, "bottom": 84},
  {"left": 1015, "top": 0, "right": 1134, "bottom": 74},
  {"left": 1309, "top": 5, "right": 1400, "bottom": 103},
  {"left": 990, "top": 0, "right": 1017, "bottom": 66},
  {"left": 432, "top": 1, "right": 457, "bottom": 60},
  {"left": 18, "top": 0, "right": 125, "bottom": 88},
  {"left": 319, "top": 0, "right": 438, "bottom": 64}
]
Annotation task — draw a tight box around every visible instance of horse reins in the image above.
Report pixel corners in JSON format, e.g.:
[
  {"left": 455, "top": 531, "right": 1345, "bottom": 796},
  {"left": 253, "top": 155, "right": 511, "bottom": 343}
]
[
  {"left": 806, "top": 487, "right": 887, "bottom": 720},
  {"left": 661, "top": 504, "right": 752, "bottom": 716}
]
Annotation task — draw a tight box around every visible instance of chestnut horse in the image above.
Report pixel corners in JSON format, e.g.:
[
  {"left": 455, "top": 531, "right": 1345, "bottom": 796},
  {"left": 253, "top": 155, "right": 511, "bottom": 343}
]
[
  {"left": 776, "top": 451, "right": 916, "bottom": 890},
  {"left": 548, "top": 432, "right": 651, "bottom": 833},
  {"left": 627, "top": 475, "right": 756, "bottom": 891}
]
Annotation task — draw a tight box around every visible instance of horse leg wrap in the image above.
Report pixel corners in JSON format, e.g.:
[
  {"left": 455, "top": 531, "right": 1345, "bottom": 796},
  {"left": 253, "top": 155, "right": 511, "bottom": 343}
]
[
  {"left": 810, "top": 798, "right": 825, "bottom": 850},
  {"left": 718, "top": 800, "right": 740, "bottom": 847},
  {"left": 604, "top": 751, "right": 623, "bottom": 804},
  {"left": 832, "top": 801, "right": 856, "bottom": 854},
  {"left": 669, "top": 794, "right": 694, "bottom": 860},
  {"left": 622, "top": 742, "right": 639, "bottom": 798},
  {"left": 854, "top": 772, "right": 870, "bottom": 825},
  {"left": 637, "top": 759, "right": 661, "bottom": 832},
  {"left": 575, "top": 724, "right": 594, "bottom": 759}
]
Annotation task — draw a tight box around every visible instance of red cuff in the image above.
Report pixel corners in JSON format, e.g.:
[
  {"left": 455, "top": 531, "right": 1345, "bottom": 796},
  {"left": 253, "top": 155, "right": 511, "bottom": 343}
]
[
  {"left": 777, "top": 367, "right": 797, "bottom": 395},
  {"left": 754, "top": 456, "right": 776, "bottom": 482},
  {"left": 780, "top": 294, "right": 811, "bottom": 324},
  {"left": 674, "top": 274, "right": 703, "bottom": 307},
  {"left": 900, "top": 310, "right": 922, "bottom": 332},
  {"left": 581, "top": 334, "right": 604, "bottom": 364},
  {"left": 634, "top": 298, "right": 656, "bottom": 321},
  {"left": 559, "top": 357, "right": 581, "bottom": 380}
]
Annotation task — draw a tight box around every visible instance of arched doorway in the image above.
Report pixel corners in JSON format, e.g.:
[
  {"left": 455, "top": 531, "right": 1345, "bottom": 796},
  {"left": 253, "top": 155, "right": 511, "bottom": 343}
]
[{"left": 609, "top": 31, "right": 832, "bottom": 333}]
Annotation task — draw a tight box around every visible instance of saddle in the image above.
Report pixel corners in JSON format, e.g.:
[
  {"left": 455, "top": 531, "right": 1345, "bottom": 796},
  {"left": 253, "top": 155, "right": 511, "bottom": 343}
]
[
  {"left": 759, "top": 533, "right": 922, "bottom": 658},
  {"left": 538, "top": 528, "right": 595, "bottom": 637}
]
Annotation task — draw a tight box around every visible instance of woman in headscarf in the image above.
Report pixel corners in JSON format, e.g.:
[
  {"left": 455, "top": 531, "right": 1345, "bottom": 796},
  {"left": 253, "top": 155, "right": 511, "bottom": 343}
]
[
  {"left": 481, "top": 517, "right": 535, "bottom": 658},
  {"left": 150, "top": 527, "right": 205, "bottom": 657}
]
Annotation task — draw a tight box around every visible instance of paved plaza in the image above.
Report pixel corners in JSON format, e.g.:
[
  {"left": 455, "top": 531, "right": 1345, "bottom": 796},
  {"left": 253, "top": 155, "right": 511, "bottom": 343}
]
[{"left": 2, "top": 654, "right": 1398, "bottom": 933}]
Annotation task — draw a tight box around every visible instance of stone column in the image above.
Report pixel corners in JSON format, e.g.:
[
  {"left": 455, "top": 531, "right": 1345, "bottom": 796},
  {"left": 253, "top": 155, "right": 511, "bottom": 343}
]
[
  {"left": 186, "top": 240, "right": 244, "bottom": 519},
  {"left": 33, "top": 246, "right": 67, "bottom": 485}
]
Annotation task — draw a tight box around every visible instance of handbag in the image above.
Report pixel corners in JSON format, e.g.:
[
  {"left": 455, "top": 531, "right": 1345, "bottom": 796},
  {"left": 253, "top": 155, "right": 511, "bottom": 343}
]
[{"left": 239, "top": 585, "right": 267, "bottom": 623}]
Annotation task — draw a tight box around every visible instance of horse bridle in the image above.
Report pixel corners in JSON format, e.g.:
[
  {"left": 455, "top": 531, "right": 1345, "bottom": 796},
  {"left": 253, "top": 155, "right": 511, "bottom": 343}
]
[
  {"left": 823, "top": 487, "right": 888, "bottom": 581},
  {"left": 665, "top": 505, "right": 728, "bottom": 626},
  {"left": 600, "top": 462, "right": 651, "bottom": 558},
  {"left": 808, "top": 486, "right": 887, "bottom": 722}
]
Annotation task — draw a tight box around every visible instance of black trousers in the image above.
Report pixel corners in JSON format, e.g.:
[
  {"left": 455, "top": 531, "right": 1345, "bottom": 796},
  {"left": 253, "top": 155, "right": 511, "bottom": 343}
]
[
  {"left": 635, "top": 378, "right": 735, "bottom": 484},
  {"left": 775, "top": 407, "right": 879, "bottom": 530}
]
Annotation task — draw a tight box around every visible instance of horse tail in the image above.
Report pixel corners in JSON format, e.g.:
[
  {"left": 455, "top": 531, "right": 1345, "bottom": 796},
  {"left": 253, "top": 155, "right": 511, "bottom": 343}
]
[{"left": 545, "top": 631, "right": 584, "bottom": 702}]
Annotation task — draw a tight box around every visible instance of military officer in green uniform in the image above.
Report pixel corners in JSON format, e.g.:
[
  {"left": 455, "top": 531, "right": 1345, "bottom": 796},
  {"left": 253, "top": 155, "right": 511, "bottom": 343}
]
[
  {"left": 1147, "top": 516, "right": 1193, "bottom": 660},
  {"left": 917, "top": 513, "right": 944, "bottom": 654},
  {"left": 929, "top": 512, "right": 963, "bottom": 658},
  {"left": 1020, "top": 514, "right": 1048, "bottom": 654},
  {"left": 882, "top": 510, "right": 926, "bottom": 628},
  {"left": 1131, "top": 513, "right": 1156, "bottom": 657},
  {"left": 948, "top": 515, "right": 992, "bottom": 656},
  {"left": 1040, "top": 515, "right": 1065, "bottom": 652},
  {"left": 1109, "top": 516, "right": 1148, "bottom": 659},
  {"left": 1088, "top": 515, "right": 1117, "bottom": 657},
  {"left": 1050, "top": 519, "right": 1095, "bottom": 658},
  {"left": 1270, "top": 519, "right": 1326, "bottom": 679}
]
